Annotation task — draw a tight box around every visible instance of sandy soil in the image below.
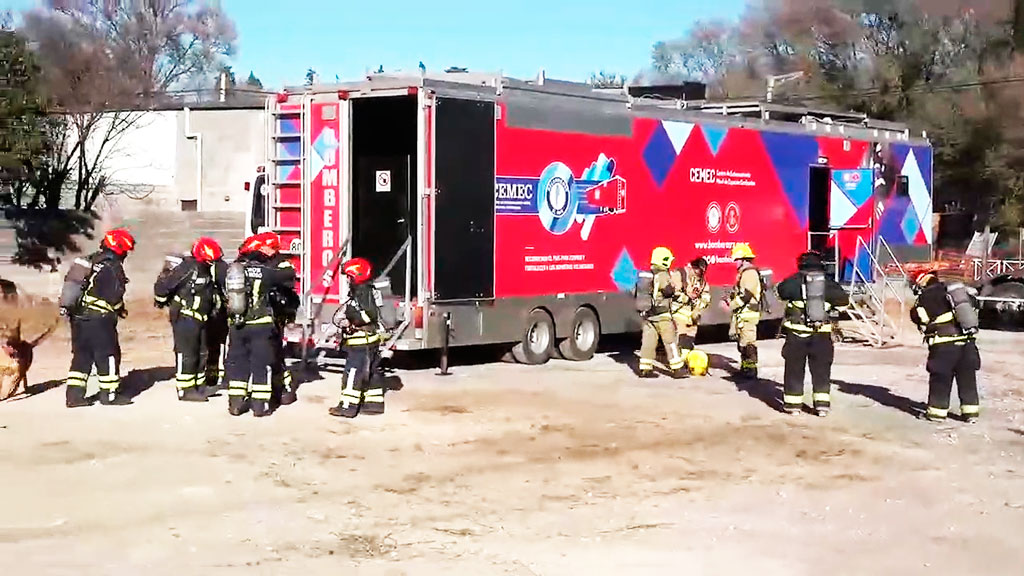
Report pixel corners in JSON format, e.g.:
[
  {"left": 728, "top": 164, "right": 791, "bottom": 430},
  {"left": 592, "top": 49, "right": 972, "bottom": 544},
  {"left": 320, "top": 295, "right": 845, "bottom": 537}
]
[{"left": 1, "top": 304, "right": 1023, "bottom": 575}]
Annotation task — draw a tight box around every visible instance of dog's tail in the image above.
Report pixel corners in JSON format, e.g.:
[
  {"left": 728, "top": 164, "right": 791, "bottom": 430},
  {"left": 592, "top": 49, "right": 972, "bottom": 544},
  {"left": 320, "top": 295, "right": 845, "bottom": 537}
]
[{"left": 28, "top": 318, "right": 59, "bottom": 348}]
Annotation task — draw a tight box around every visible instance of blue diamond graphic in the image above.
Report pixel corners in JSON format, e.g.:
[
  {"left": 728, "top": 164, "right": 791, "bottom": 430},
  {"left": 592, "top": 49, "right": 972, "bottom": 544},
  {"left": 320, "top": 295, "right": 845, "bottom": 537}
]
[
  {"left": 642, "top": 124, "right": 676, "bottom": 188},
  {"left": 612, "top": 248, "right": 639, "bottom": 292},
  {"left": 901, "top": 206, "right": 920, "bottom": 243},
  {"left": 312, "top": 127, "right": 339, "bottom": 161}
]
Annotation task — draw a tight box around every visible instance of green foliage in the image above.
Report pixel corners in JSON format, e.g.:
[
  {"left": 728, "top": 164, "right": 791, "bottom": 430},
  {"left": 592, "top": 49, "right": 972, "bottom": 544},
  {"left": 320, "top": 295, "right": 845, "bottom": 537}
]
[{"left": 246, "top": 71, "right": 263, "bottom": 89}]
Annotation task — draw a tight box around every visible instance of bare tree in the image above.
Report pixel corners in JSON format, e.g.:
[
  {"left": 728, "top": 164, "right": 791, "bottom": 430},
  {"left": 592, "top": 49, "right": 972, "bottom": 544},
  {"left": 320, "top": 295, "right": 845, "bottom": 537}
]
[{"left": 18, "top": 0, "right": 236, "bottom": 211}]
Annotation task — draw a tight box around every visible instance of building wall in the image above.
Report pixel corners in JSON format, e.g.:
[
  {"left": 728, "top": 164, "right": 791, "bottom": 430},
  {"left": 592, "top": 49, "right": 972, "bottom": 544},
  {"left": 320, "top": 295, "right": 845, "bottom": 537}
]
[
  {"left": 0, "top": 210, "right": 246, "bottom": 302},
  {"left": 175, "top": 108, "right": 264, "bottom": 213},
  {"left": 0, "top": 106, "right": 262, "bottom": 298}
]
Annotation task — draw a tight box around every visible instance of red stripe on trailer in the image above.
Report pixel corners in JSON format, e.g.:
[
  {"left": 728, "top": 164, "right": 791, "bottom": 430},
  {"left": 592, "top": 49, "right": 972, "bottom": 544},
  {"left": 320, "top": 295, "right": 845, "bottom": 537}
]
[{"left": 307, "top": 101, "right": 343, "bottom": 303}]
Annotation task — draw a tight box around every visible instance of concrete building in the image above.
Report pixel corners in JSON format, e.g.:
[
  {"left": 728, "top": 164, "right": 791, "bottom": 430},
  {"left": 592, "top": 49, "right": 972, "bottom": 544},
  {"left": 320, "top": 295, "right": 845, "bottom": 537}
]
[
  {"left": 0, "top": 101, "right": 269, "bottom": 299},
  {"left": 99, "top": 102, "right": 266, "bottom": 214}
]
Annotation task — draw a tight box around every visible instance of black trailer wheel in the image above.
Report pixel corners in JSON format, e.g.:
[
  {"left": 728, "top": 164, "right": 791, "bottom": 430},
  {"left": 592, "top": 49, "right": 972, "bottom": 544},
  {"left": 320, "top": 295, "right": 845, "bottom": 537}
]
[
  {"left": 558, "top": 307, "right": 600, "bottom": 361},
  {"left": 986, "top": 281, "right": 1024, "bottom": 330},
  {"left": 511, "top": 309, "right": 555, "bottom": 365}
]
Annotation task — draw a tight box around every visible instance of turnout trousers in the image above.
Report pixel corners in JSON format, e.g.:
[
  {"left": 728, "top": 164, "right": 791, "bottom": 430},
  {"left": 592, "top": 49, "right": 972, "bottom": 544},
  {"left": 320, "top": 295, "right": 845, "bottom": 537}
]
[
  {"left": 925, "top": 340, "right": 981, "bottom": 421},
  {"left": 172, "top": 314, "right": 207, "bottom": 399},
  {"left": 730, "top": 314, "right": 759, "bottom": 378},
  {"left": 225, "top": 323, "right": 279, "bottom": 417},
  {"left": 673, "top": 310, "right": 699, "bottom": 359},
  {"left": 330, "top": 344, "right": 384, "bottom": 418},
  {"left": 782, "top": 331, "right": 834, "bottom": 413},
  {"left": 639, "top": 316, "right": 683, "bottom": 375},
  {"left": 205, "top": 312, "right": 228, "bottom": 390},
  {"left": 270, "top": 321, "right": 296, "bottom": 407},
  {"left": 66, "top": 316, "right": 122, "bottom": 406}
]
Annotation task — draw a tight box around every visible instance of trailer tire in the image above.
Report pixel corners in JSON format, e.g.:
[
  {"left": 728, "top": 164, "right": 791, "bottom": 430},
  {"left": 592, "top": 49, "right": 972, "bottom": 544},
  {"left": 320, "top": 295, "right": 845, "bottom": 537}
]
[
  {"left": 512, "top": 309, "right": 555, "bottom": 365},
  {"left": 558, "top": 307, "right": 600, "bottom": 361},
  {"left": 985, "top": 281, "right": 1024, "bottom": 330}
]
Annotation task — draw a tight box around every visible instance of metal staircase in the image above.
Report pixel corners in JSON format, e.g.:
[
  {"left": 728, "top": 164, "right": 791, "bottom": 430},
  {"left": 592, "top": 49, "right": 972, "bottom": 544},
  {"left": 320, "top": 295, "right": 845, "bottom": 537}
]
[{"left": 839, "top": 236, "right": 908, "bottom": 347}]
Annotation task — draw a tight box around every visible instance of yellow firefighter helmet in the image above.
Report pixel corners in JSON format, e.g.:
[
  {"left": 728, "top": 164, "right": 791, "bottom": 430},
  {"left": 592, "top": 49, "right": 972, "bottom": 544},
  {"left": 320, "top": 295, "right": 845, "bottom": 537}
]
[
  {"left": 730, "top": 242, "right": 755, "bottom": 260},
  {"left": 687, "top": 349, "right": 709, "bottom": 376},
  {"left": 650, "top": 246, "right": 675, "bottom": 269}
]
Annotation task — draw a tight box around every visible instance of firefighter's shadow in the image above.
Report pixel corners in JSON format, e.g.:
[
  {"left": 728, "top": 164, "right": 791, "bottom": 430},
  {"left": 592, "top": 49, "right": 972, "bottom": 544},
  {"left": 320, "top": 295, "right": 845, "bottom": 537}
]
[
  {"left": 833, "top": 379, "right": 924, "bottom": 418},
  {"left": 119, "top": 367, "right": 176, "bottom": 402},
  {"left": 725, "top": 374, "right": 785, "bottom": 413}
]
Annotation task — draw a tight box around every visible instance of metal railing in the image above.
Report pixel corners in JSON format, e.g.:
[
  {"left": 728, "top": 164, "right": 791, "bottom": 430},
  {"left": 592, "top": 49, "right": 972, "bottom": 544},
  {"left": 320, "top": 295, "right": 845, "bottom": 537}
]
[{"left": 842, "top": 235, "right": 906, "bottom": 347}]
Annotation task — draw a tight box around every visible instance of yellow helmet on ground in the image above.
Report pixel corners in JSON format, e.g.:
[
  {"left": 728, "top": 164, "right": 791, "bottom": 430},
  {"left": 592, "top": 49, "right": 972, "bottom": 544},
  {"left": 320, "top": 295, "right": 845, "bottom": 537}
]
[
  {"left": 651, "top": 246, "right": 674, "bottom": 269},
  {"left": 687, "top": 349, "right": 709, "bottom": 376},
  {"left": 730, "top": 243, "right": 755, "bottom": 260}
]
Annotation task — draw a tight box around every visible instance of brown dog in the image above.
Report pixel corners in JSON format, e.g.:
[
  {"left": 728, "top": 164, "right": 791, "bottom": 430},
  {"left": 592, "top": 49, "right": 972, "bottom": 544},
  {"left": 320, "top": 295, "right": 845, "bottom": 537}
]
[{"left": 0, "top": 318, "right": 58, "bottom": 401}]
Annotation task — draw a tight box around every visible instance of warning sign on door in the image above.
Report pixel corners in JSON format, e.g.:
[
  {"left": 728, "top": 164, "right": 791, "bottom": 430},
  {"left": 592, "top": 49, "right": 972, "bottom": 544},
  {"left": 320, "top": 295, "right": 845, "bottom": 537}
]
[{"left": 375, "top": 170, "right": 391, "bottom": 192}]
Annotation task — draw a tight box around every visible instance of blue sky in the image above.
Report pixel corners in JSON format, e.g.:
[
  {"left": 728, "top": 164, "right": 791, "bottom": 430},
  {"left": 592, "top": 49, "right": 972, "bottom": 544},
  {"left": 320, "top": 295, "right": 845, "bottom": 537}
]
[{"left": 8, "top": 0, "right": 747, "bottom": 89}]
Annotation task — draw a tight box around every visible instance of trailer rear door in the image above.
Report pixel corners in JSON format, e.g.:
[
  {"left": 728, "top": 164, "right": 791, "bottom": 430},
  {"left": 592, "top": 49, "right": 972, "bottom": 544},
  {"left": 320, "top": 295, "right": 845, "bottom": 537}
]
[{"left": 433, "top": 97, "right": 495, "bottom": 301}]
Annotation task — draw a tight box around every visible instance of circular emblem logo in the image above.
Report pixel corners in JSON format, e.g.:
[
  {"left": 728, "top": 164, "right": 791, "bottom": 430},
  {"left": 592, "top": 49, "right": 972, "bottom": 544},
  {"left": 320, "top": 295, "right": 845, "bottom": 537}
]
[
  {"left": 546, "top": 176, "right": 571, "bottom": 217},
  {"left": 706, "top": 202, "right": 722, "bottom": 233},
  {"left": 725, "top": 202, "right": 740, "bottom": 233}
]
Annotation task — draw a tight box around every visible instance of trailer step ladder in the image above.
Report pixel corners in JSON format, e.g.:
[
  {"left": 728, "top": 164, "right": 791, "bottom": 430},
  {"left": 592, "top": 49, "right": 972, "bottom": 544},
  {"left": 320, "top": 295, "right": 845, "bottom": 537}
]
[
  {"left": 838, "top": 236, "right": 907, "bottom": 347},
  {"left": 265, "top": 99, "right": 305, "bottom": 262}
]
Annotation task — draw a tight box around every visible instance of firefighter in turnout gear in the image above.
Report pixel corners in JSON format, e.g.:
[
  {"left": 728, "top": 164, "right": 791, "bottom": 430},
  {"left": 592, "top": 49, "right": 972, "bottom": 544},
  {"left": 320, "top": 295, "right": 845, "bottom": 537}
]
[
  {"left": 670, "top": 257, "right": 711, "bottom": 372},
  {"left": 207, "top": 235, "right": 262, "bottom": 393},
  {"left": 726, "top": 243, "right": 763, "bottom": 379},
  {"left": 253, "top": 231, "right": 300, "bottom": 407},
  {"left": 205, "top": 244, "right": 231, "bottom": 392},
  {"left": 776, "top": 251, "right": 849, "bottom": 416},
  {"left": 910, "top": 271, "right": 981, "bottom": 423},
  {"left": 635, "top": 247, "right": 684, "bottom": 378},
  {"left": 223, "top": 237, "right": 295, "bottom": 417},
  {"left": 154, "top": 237, "right": 222, "bottom": 402},
  {"left": 329, "top": 258, "right": 386, "bottom": 418},
  {"left": 62, "top": 229, "right": 135, "bottom": 408}
]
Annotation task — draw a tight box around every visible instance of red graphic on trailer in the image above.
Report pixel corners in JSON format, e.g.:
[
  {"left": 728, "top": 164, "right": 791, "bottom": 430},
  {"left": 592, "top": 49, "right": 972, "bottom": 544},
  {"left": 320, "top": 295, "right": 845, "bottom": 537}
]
[
  {"left": 493, "top": 113, "right": 811, "bottom": 299},
  {"left": 308, "top": 103, "right": 343, "bottom": 303},
  {"left": 725, "top": 202, "right": 740, "bottom": 234}
]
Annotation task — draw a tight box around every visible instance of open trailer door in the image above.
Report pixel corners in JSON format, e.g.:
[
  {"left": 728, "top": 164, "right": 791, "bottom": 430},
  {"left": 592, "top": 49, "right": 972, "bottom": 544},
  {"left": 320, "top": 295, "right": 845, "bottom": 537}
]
[
  {"left": 830, "top": 168, "right": 875, "bottom": 282},
  {"left": 432, "top": 96, "right": 496, "bottom": 301},
  {"left": 302, "top": 96, "right": 350, "bottom": 344}
]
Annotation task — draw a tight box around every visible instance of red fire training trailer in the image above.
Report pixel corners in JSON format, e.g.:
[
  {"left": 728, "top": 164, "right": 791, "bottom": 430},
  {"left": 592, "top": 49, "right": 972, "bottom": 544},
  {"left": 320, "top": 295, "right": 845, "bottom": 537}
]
[{"left": 245, "top": 71, "right": 933, "bottom": 366}]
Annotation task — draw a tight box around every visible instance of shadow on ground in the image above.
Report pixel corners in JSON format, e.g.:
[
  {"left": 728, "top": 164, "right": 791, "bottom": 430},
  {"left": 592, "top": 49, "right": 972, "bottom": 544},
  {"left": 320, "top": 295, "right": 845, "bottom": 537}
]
[{"left": 834, "top": 379, "right": 924, "bottom": 418}]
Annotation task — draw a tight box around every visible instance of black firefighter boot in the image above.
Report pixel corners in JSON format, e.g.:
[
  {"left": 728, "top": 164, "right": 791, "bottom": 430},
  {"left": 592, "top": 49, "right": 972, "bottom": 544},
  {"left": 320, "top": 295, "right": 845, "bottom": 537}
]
[
  {"left": 228, "top": 395, "right": 251, "bottom": 416},
  {"left": 740, "top": 345, "right": 758, "bottom": 380},
  {"left": 98, "top": 390, "right": 132, "bottom": 406},
  {"left": 329, "top": 389, "right": 362, "bottom": 416},
  {"left": 65, "top": 385, "right": 91, "bottom": 408},
  {"left": 179, "top": 386, "right": 207, "bottom": 402},
  {"left": 251, "top": 397, "right": 272, "bottom": 418}
]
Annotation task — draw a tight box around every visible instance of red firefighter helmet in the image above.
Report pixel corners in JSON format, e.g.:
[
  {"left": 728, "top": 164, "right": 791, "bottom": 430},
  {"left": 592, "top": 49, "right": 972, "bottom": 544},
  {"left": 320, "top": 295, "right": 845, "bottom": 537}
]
[
  {"left": 255, "top": 231, "right": 281, "bottom": 255},
  {"left": 238, "top": 235, "right": 262, "bottom": 255},
  {"left": 101, "top": 228, "right": 136, "bottom": 256},
  {"left": 341, "top": 257, "right": 373, "bottom": 284},
  {"left": 911, "top": 269, "right": 938, "bottom": 287},
  {"left": 192, "top": 237, "right": 223, "bottom": 263}
]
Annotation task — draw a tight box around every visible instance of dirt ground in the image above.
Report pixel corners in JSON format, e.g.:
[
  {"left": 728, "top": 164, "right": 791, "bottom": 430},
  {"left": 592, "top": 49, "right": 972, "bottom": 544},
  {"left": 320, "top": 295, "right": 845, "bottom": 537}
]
[{"left": 1, "top": 303, "right": 1024, "bottom": 575}]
